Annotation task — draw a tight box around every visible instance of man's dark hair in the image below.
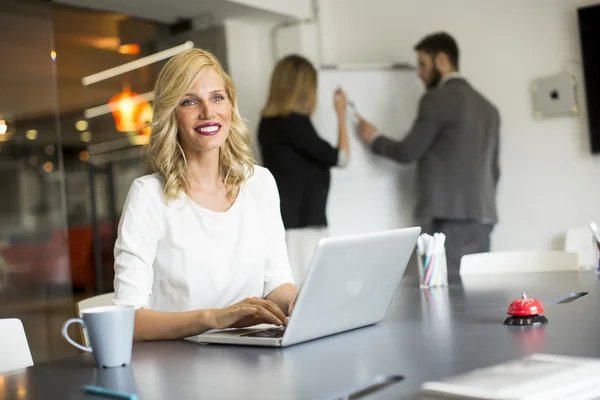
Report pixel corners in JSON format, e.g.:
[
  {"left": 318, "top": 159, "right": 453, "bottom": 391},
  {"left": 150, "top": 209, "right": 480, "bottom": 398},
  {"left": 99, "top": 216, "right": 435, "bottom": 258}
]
[{"left": 414, "top": 32, "right": 459, "bottom": 70}]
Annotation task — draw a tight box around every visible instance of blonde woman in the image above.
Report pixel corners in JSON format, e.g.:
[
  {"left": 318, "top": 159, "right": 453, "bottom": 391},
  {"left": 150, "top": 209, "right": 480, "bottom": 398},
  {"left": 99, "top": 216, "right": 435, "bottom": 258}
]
[
  {"left": 258, "top": 55, "right": 349, "bottom": 287},
  {"left": 113, "top": 48, "right": 299, "bottom": 341}
]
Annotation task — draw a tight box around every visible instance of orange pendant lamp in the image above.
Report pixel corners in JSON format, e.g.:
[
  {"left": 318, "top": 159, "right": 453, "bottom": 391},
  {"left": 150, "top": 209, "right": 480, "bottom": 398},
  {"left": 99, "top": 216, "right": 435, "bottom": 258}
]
[
  {"left": 137, "top": 102, "right": 153, "bottom": 136},
  {"left": 108, "top": 85, "right": 151, "bottom": 133}
]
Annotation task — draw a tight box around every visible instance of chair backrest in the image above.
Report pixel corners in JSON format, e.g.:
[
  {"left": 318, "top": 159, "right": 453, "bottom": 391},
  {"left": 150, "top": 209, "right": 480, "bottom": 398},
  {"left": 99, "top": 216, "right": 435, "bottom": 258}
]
[
  {"left": 565, "top": 227, "right": 598, "bottom": 269},
  {"left": 0, "top": 318, "right": 33, "bottom": 373},
  {"left": 76, "top": 292, "right": 114, "bottom": 346},
  {"left": 460, "top": 251, "right": 579, "bottom": 275},
  {"left": 77, "top": 292, "right": 114, "bottom": 315}
]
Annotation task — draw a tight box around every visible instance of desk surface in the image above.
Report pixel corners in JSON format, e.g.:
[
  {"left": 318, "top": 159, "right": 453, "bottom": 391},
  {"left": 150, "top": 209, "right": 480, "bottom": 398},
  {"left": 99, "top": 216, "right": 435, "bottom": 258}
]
[{"left": 3, "top": 271, "right": 600, "bottom": 399}]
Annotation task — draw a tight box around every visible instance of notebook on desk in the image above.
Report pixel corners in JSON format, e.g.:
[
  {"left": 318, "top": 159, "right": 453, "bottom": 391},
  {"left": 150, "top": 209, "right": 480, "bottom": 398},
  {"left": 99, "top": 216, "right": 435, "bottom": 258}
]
[{"left": 185, "top": 227, "right": 421, "bottom": 347}]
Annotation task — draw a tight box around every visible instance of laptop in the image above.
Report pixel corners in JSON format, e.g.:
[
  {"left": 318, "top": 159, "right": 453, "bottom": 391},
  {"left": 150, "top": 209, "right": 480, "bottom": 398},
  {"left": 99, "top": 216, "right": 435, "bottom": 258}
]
[{"left": 186, "top": 227, "right": 421, "bottom": 347}]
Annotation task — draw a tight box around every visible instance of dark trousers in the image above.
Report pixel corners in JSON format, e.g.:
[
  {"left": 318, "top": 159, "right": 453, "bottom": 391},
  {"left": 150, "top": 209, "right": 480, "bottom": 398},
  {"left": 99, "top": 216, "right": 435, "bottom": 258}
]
[{"left": 424, "top": 219, "right": 494, "bottom": 279}]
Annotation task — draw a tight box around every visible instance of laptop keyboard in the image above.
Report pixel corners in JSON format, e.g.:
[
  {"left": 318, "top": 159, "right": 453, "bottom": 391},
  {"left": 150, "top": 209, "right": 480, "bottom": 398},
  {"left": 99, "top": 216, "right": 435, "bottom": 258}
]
[{"left": 241, "top": 328, "right": 285, "bottom": 338}]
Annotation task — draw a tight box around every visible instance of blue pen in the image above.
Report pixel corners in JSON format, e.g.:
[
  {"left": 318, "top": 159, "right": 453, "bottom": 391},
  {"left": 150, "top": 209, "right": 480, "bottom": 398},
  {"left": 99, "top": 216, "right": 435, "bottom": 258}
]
[{"left": 83, "top": 384, "right": 139, "bottom": 400}]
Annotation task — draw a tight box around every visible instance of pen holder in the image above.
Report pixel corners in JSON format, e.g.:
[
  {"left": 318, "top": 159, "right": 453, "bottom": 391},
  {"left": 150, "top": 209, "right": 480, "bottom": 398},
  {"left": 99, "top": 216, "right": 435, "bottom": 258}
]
[{"left": 417, "top": 248, "right": 448, "bottom": 288}]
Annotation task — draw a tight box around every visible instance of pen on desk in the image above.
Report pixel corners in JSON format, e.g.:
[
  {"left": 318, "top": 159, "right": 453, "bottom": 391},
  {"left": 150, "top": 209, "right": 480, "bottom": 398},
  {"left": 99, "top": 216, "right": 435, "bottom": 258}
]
[{"left": 83, "top": 384, "right": 139, "bottom": 400}]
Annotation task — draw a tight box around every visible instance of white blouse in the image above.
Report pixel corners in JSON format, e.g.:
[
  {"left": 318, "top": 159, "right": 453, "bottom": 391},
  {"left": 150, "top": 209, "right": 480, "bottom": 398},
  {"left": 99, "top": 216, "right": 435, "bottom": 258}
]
[{"left": 112, "top": 166, "right": 295, "bottom": 312}]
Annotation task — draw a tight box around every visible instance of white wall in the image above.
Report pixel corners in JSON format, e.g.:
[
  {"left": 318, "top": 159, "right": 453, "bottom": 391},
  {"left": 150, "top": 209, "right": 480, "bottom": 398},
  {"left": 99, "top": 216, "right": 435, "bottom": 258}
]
[
  {"left": 224, "top": 19, "right": 276, "bottom": 163},
  {"left": 274, "top": 22, "right": 320, "bottom": 64},
  {"left": 314, "top": 0, "right": 600, "bottom": 251}
]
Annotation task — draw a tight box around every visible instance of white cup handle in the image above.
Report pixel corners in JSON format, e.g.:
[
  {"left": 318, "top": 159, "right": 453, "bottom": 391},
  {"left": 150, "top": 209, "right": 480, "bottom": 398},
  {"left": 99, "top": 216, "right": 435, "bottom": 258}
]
[{"left": 61, "top": 318, "right": 93, "bottom": 353}]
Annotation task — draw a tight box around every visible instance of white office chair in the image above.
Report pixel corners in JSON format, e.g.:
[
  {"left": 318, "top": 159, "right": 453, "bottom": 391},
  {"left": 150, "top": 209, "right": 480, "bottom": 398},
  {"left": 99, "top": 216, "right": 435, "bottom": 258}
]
[
  {"left": 565, "top": 227, "right": 598, "bottom": 270},
  {"left": 76, "top": 292, "right": 114, "bottom": 346},
  {"left": 0, "top": 318, "right": 34, "bottom": 373},
  {"left": 460, "top": 251, "right": 579, "bottom": 275}
]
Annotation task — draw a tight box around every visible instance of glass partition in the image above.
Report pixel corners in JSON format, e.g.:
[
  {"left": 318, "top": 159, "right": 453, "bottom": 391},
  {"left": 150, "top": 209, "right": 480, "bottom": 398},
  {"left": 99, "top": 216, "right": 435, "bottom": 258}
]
[{"left": 0, "top": 0, "right": 75, "bottom": 363}]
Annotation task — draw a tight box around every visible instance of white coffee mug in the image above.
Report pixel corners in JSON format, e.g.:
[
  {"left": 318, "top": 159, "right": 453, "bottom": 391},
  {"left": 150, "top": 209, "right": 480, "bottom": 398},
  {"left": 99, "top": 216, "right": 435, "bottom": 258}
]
[{"left": 62, "top": 305, "right": 135, "bottom": 368}]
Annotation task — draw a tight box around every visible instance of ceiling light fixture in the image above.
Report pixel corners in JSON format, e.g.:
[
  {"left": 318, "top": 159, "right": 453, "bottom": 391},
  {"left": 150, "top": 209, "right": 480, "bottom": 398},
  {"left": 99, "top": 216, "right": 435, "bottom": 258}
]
[
  {"left": 80, "top": 132, "right": 92, "bottom": 142},
  {"left": 75, "top": 120, "right": 88, "bottom": 131},
  {"left": 118, "top": 44, "right": 141, "bottom": 55},
  {"left": 84, "top": 91, "right": 154, "bottom": 119},
  {"left": 25, "top": 130, "right": 38, "bottom": 140},
  {"left": 81, "top": 41, "right": 194, "bottom": 86}
]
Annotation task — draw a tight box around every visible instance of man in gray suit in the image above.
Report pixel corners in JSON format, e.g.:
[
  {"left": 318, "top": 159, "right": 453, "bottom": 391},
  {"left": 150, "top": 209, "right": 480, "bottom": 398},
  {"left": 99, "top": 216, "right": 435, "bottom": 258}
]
[{"left": 358, "top": 32, "right": 500, "bottom": 277}]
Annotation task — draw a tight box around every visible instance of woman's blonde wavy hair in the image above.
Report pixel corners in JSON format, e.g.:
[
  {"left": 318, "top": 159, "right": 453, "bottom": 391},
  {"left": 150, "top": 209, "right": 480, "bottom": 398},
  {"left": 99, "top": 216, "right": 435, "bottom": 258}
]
[{"left": 148, "top": 48, "right": 254, "bottom": 202}]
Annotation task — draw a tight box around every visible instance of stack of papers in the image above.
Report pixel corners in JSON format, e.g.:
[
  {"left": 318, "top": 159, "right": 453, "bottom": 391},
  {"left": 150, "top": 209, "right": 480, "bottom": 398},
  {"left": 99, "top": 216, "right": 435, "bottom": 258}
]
[{"left": 421, "top": 354, "right": 600, "bottom": 400}]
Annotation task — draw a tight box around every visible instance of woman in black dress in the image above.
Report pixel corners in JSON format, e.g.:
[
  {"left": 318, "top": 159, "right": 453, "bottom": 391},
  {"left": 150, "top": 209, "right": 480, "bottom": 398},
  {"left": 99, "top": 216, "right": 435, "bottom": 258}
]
[{"left": 258, "top": 55, "right": 349, "bottom": 286}]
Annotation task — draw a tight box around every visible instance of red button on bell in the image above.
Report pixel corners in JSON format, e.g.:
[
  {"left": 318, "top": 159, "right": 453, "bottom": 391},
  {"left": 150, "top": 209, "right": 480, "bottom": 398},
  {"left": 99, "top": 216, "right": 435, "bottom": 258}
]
[{"left": 503, "top": 292, "right": 548, "bottom": 326}]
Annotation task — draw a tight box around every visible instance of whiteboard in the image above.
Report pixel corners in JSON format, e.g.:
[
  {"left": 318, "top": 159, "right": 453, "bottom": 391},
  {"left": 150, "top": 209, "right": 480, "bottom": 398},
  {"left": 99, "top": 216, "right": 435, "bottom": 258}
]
[{"left": 311, "top": 68, "right": 424, "bottom": 236}]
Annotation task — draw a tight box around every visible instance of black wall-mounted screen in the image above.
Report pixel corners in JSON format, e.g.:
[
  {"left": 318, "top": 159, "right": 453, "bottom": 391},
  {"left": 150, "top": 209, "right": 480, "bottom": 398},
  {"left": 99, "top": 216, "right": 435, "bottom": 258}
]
[{"left": 578, "top": 4, "right": 600, "bottom": 154}]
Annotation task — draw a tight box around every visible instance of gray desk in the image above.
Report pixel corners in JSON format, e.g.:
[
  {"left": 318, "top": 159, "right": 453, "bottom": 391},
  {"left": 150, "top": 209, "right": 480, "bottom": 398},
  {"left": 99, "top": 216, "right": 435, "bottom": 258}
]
[{"left": 3, "top": 271, "right": 600, "bottom": 399}]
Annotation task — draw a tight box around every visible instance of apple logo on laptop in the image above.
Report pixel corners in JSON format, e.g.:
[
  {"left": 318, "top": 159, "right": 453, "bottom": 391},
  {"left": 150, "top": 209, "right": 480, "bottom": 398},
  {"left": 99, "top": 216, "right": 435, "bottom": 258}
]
[{"left": 346, "top": 280, "right": 363, "bottom": 296}]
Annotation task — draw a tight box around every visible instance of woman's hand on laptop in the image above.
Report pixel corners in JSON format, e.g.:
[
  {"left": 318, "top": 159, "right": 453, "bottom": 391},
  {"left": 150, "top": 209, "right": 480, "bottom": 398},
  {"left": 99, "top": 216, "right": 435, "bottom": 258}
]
[
  {"left": 264, "top": 283, "right": 299, "bottom": 317},
  {"left": 208, "top": 297, "right": 289, "bottom": 330}
]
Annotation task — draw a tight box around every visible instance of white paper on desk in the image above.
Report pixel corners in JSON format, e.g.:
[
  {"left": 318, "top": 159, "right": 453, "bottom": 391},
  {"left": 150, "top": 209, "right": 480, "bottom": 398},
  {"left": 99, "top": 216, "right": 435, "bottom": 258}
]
[{"left": 421, "top": 353, "right": 600, "bottom": 400}]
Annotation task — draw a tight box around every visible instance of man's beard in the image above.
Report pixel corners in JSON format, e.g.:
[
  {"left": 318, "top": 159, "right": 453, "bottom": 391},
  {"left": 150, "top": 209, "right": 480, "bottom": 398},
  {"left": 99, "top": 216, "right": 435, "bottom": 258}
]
[{"left": 426, "top": 67, "right": 442, "bottom": 90}]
